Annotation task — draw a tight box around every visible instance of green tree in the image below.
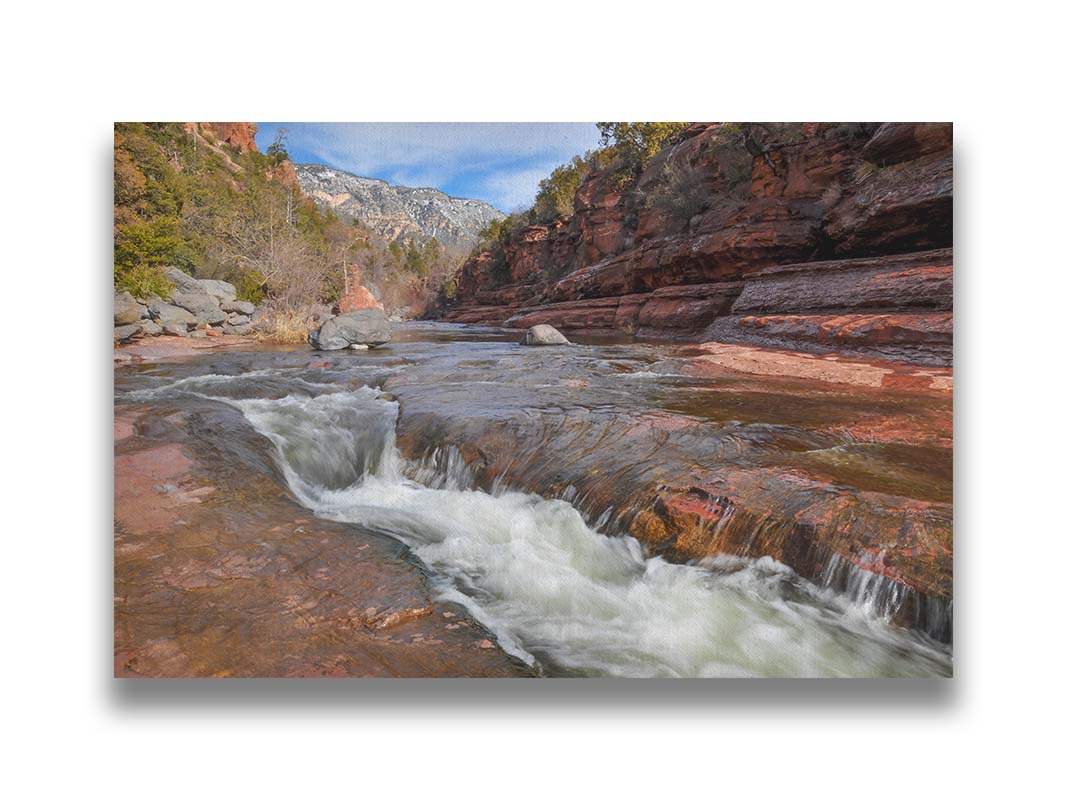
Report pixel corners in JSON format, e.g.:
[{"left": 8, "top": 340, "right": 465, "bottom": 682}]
[
  {"left": 533, "top": 154, "right": 592, "bottom": 221},
  {"left": 266, "top": 127, "right": 289, "bottom": 164},
  {"left": 424, "top": 236, "right": 442, "bottom": 266},
  {"left": 404, "top": 240, "right": 428, "bottom": 275},
  {"left": 595, "top": 122, "right": 689, "bottom": 179}
]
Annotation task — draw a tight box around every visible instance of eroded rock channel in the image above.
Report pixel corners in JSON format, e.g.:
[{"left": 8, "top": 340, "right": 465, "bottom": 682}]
[{"left": 115, "top": 323, "right": 952, "bottom": 677}]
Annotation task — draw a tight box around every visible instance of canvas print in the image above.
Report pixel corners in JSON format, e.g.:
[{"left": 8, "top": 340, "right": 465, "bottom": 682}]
[{"left": 113, "top": 122, "right": 952, "bottom": 677}]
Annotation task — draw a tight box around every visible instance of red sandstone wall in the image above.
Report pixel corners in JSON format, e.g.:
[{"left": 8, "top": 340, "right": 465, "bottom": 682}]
[{"left": 437, "top": 122, "right": 953, "bottom": 365}]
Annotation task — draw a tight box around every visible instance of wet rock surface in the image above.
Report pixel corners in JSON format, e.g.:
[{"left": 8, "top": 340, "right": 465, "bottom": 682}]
[
  {"left": 115, "top": 323, "right": 952, "bottom": 674},
  {"left": 384, "top": 325, "right": 953, "bottom": 642},
  {"left": 114, "top": 377, "right": 532, "bottom": 678}
]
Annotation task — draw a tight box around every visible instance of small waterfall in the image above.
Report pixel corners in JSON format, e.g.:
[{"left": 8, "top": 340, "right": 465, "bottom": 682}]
[
  {"left": 822, "top": 554, "right": 953, "bottom": 644},
  {"left": 225, "top": 384, "right": 951, "bottom": 678}
]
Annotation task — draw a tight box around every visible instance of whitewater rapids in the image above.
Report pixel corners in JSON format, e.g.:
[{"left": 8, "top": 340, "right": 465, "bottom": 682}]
[{"left": 169, "top": 377, "right": 948, "bottom": 678}]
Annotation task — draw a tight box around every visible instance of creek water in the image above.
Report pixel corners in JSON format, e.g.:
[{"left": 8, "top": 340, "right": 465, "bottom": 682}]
[{"left": 116, "top": 322, "right": 952, "bottom": 677}]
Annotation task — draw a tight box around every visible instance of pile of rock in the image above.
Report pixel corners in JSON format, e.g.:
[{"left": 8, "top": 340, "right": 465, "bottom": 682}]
[{"left": 114, "top": 268, "right": 260, "bottom": 342}]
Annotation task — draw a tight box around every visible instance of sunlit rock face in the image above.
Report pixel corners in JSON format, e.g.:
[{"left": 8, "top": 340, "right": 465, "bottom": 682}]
[
  {"left": 435, "top": 122, "right": 953, "bottom": 366},
  {"left": 186, "top": 122, "right": 259, "bottom": 152},
  {"left": 295, "top": 163, "right": 504, "bottom": 248}
]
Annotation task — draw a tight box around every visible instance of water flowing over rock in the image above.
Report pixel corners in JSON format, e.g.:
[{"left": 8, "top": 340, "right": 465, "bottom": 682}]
[
  {"left": 309, "top": 308, "right": 392, "bottom": 350},
  {"left": 114, "top": 326, "right": 952, "bottom": 676},
  {"left": 433, "top": 122, "right": 953, "bottom": 366}
]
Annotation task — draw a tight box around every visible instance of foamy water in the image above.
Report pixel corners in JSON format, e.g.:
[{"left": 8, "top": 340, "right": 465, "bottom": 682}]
[{"left": 219, "top": 384, "right": 951, "bottom": 677}]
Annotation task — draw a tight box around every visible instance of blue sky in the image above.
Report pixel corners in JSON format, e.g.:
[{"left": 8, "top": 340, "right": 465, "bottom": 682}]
[{"left": 255, "top": 122, "right": 602, "bottom": 212}]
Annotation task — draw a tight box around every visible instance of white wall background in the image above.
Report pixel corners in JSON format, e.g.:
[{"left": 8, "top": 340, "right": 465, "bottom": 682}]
[{"left": 2, "top": 2, "right": 1063, "bottom": 797}]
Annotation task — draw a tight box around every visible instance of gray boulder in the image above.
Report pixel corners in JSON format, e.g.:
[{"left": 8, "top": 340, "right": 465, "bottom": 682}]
[
  {"left": 164, "top": 266, "right": 237, "bottom": 304},
  {"left": 226, "top": 313, "right": 252, "bottom": 325},
  {"left": 114, "top": 291, "right": 147, "bottom": 325},
  {"left": 148, "top": 302, "right": 197, "bottom": 328},
  {"left": 171, "top": 292, "right": 226, "bottom": 325},
  {"left": 520, "top": 324, "right": 570, "bottom": 346},
  {"left": 197, "top": 279, "right": 237, "bottom": 304},
  {"left": 114, "top": 324, "right": 142, "bottom": 341},
  {"left": 222, "top": 322, "right": 253, "bottom": 335},
  {"left": 188, "top": 330, "right": 208, "bottom": 339},
  {"left": 162, "top": 323, "right": 189, "bottom": 337},
  {"left": 309, "top": 308, "right": 391, "bottom": 351},
  {"left": 308, "top": 303, "right": 334, "bottom": 322},
  {"left": 220, "top": 299, "right": 255, "bottom": 316},
  {"left": 164, "top": 267, "right": 202, "bottom": 295},
  {"left": 139, "top": 319, "right": 162, "bottom": 336}
]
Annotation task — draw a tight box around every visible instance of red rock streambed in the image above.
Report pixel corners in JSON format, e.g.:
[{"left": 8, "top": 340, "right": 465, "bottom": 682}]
[{"left": 115, "top": 323, "right": 952, "bottom": 677}]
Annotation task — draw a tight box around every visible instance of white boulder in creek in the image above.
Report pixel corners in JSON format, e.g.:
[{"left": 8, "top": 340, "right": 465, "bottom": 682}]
[
  {"left": 520, "top": 324, "right": 570, "bottom": 346},
  {"left": 308, "top": 308, "right": 392, "bottom": 350}
]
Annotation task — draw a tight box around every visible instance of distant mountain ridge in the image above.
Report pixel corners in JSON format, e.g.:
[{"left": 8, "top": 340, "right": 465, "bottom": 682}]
[{"left": 295, "top": 163, "right": 503, "bottom": 248}]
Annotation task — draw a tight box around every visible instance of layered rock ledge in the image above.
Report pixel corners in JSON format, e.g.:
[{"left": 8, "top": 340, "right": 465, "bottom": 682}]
[
  {"left": 383, "top": 335, "right": 953, "bottom": 642},
  {"left": 433, "top": 122, "right": 953, "bottom": 366}
]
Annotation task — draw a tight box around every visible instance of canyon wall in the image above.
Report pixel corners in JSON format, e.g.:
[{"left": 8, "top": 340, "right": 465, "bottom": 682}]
[{"left": 434, "top": 122, "right": 952, "bottom": 365}]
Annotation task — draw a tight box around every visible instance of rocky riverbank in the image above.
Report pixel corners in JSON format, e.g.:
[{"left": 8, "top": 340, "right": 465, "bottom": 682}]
[
  {"left": 114, "top": 268, "right": 261, "bottom": 342},
  {"left": 433, "top": 123, "right": 952, "bottom": 367}
]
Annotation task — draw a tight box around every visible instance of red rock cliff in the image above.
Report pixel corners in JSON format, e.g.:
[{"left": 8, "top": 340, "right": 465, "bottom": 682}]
[
  {"left": 435, "top": 122, "right": 953, "bottom": 366},
  {"left": 192, "top": 122, "right": 259, "bottom": 153}
]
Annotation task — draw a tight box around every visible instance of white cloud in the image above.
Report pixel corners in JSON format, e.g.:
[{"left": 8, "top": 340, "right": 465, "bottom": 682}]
[
  {"left": 481, "top": 162, "right": 565, "bottom": 213},
  {"left": 260, "top": 122, "right": 602, "bottom": 210}
]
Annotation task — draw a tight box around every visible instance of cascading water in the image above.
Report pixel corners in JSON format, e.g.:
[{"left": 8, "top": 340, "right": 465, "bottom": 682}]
[
  {"left": 200, "top": 382, "right": 947, "bottom": 677},
  {"left": 120, "top": 344, "right": 952, "bottom": 678}
]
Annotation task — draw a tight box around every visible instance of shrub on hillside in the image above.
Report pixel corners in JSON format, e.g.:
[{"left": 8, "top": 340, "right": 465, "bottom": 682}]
[
  {"left": 114, "top": 122, "right": 362, "bottom": 310},
  {"left": 595, "top": 122, "right": 689, "bottom": 184},
  {"left": 533, "top": 154, "right": 592, "bottom": 221},
  {"left": 114, "top": 263, "right": 172, "bottom": 300}
]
